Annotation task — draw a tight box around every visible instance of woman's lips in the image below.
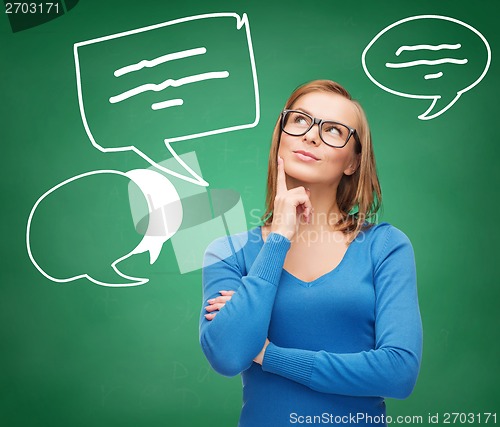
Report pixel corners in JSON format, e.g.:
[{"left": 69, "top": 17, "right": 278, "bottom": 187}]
[{"left": 293, "top": 150, "right": 319, "bottom": 162}]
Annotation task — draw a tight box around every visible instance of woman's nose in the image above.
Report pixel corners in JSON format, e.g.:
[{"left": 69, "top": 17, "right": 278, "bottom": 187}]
[{"left": 303, "top": 123, "right": 321, "bottom": 145}]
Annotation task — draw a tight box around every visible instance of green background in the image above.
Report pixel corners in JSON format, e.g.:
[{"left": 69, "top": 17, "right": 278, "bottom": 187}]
[{"left": 1, "top": 0, "right": 499, "bottom": 426}]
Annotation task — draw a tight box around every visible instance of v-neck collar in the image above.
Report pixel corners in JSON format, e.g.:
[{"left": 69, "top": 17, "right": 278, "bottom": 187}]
[{"left": 257, "top": 226, "right": 359, "bottom": 286}]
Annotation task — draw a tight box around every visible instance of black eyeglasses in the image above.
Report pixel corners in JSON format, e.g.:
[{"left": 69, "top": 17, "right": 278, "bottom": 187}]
[{"left": 281, "top": 109, "right": 361, "bottom": 148}]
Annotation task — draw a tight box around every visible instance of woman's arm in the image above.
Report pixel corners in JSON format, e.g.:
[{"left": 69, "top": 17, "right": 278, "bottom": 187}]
[
  {"left": 200, "top": 156, "right": 312, "bottom": 377},
  {"left": 260, "top": 227, "right": 423, "bottom": 399},
  {"left": 199, "top": 232, "right": 290, "bottom": 377}
]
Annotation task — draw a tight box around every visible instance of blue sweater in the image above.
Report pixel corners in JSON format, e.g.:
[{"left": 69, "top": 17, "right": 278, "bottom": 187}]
[{"left": 200, "top": 223, "right": 422, "bottom": 426}]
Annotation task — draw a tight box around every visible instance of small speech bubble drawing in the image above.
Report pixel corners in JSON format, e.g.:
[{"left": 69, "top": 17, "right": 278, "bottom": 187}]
[
  {"left": 362, "top": 15, "right": 491, "bottom": 120},
  {"left": 26, "top": 169, "right": 182, "bottom": 287},
  {"left": 74, "top": 12, "right": 259, "bottom": 186}
]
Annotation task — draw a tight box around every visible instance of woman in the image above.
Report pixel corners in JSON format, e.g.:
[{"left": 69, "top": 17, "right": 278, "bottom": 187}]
[{"left": 200, "top": 80, "right": 422, "bottom": 426}]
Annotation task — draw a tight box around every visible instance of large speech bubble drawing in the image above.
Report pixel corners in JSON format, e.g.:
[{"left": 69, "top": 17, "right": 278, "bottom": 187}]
[
  {"left": 26, "top": 169, "right": 182, "bottom": 287},
  {"left": 74, "top": 12, "right": 259, "bottom": 186},
  {"left": 362, "top": 15, "right": 491, "bottom": 120}
]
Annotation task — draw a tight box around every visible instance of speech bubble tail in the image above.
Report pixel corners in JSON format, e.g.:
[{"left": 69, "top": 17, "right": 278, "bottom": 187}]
[
  {"left": 86, "top": 252, "right": 149, "bottom": 288},
  {"left": 130, "top": 236, "right": 164, "bottom": 265},
  {"left": 418, "top": 93, "right": 462, "bottom": 121},
  {"left": 131, "top": 144, "right": 208, "bottom": 187},
  {"left": 88, "top": 258, "right": 148, "bottom": 287},
  {"left": 147, "top": 240, "right": 163, "bottom": 264},
  {"left": 165, "top": 141, "right": 209, "bottom": 186}
]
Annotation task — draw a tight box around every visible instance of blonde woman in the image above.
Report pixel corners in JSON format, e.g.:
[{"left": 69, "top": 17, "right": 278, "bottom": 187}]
[{"left": 200, "top": 80, "right": 422, "bottom": 427}]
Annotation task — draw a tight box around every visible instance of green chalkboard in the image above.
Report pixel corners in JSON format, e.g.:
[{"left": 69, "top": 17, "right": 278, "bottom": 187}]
[{"left": 1, "top": 0, "right": 499, "bottom": 425}]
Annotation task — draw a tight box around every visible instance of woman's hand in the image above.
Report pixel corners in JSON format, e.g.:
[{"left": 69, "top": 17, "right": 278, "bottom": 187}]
[
  {"left": 271, "top": 156, "right": 312, "bottom": 241},
  {"left": 204, "top": 290, "right": 235, "bottom": 320},
  {"left": 253, "top": 338, "right": 270, "bottom": 365}
]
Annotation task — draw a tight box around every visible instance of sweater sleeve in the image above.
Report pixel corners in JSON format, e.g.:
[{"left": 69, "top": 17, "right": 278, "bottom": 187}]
[
  {"left": 261, "top": 226, "right": 423, "bottom": 399},
  {"left": 199, "top": 232, "right": 291, "bottom": 377}
]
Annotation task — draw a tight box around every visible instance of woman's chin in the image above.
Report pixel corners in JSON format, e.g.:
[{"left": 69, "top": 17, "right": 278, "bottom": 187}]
[{"left": 284, "top": 163, "right": 323, "bottom": 185}]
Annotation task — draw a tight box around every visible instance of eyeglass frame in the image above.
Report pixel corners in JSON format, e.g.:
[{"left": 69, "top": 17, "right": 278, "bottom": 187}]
[{"left": 281, "top": 109, "right": 361, "bottom": 148}]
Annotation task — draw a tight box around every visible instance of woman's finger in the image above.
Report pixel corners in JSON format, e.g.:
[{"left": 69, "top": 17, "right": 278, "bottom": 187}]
[
  {"left": 300, "top": 189, "right": 313, "bottom": 221},
  {"left": 207, "top": 295, "right": 232, "bottom": 304},
  {"left": 288, "top": 187, "right": 313, "bottom": 220},
  {"left": 219, "top": 290, "right": 235, "bottom": 296},
  {"left": 204, "top": 312, "right": 217, "bottom": 320},
  {"left": 205, "top": 303, "right": 226, "bottom": 312},
  {"left": 276, "top": 156, "right": 288, "bottom": 195},
  {"left": 304, "top": 188, "right": 312, "bottom": 222}
]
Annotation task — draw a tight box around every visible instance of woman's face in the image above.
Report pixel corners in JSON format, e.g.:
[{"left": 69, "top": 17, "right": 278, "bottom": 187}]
[{"left": 278, "top": 91, "right": 360, "bottom": 188}]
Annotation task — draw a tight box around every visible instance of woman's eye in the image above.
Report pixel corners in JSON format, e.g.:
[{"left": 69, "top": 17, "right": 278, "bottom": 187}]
[
  {"left": 294, "top": 115, "right": 309, "bottom": 125},
  {"left": 324, "top": 125, "right": 341, "bottom": 136}
]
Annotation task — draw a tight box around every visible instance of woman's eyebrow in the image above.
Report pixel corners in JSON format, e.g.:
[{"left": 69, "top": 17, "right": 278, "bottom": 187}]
[
  {"left": 294, "top": 106, "right": 313, "bottom": 116},
  {"left": 294, "top": 107, "right": 342, "bottom": 124}
]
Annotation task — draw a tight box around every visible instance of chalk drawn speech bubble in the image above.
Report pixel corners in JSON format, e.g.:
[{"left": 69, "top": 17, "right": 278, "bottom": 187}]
[
  {"left": 74, "top": 12, "right": 259, "bottom": 186},
  {"left": 26, "top": 169, "right": 182, "bottom": 287},
  {"left": 362, "top": 15, "right": 491, "bottom": 120}
]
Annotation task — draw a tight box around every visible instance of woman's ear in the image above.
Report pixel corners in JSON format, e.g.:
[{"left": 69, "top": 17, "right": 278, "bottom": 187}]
[{"left": 344, "top": 153, "right": 361, "bottom": 176}]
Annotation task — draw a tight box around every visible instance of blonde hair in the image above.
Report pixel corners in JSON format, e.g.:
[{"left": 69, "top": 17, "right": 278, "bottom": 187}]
[{"left": 262, "top": 80, "right": 381, "bottom": 242}]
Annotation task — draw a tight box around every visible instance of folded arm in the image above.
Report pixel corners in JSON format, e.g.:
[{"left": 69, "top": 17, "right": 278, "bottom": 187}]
[{"left": 199, "top": 232, "right": 290, "bottom": 377}]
